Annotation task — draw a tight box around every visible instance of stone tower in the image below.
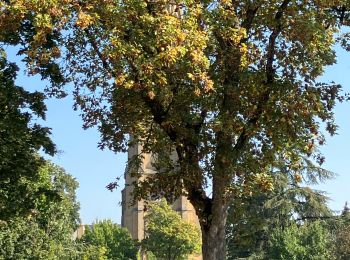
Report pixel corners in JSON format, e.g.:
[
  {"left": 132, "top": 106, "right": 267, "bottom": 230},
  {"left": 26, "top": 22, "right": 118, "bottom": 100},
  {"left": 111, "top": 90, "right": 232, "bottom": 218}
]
[{"left": 121, "top": 142, "right": 201, "bottom": 258}]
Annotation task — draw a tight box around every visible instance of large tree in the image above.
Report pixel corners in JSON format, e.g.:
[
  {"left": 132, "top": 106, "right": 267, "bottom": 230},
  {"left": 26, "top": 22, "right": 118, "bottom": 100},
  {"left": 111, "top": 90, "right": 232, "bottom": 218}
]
[{"left": 0, "top": 1, "right": 349, "bottom": 258}]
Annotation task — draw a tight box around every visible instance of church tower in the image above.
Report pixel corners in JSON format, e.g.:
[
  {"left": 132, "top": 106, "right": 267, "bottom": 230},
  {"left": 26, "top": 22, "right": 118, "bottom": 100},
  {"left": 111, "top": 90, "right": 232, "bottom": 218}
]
[{"left": 121, "top": 142, "right": 201, "bottom": 258}]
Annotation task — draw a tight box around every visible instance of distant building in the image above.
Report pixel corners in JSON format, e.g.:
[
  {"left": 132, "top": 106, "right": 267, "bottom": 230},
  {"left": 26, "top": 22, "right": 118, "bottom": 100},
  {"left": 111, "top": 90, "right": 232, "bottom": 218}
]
[
  {"left": 72, "top": 224, "right": 93, "bottom": 240},
  {"left": 121, "top": 141, "right": 202, "bottom": 259}
]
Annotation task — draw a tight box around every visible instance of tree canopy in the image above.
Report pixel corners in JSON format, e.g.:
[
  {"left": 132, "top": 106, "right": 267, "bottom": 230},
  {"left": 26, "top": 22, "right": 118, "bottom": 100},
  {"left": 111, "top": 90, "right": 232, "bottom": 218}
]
[
  {"left": 80, "top": 219, "right": 139, "bottom": 260},
  {"left": 226, "top": 162, "right": 334, "bottom": 259},
  {"left": 267, "top": 221, "right": 333, "bottom": 260},
  {"left": 1, "top": 1, "right": 350, "bottom": 258},
  {"left": 0, "top": 161, "right": 81, "bottom": 259},
  {"left": 328, "top": 203, "right": 350, "bottom": 260}
]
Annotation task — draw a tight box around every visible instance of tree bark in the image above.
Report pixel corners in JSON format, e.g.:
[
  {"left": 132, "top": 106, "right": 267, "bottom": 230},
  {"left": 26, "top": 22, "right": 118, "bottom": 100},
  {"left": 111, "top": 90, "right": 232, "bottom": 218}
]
[{"left": 201, "top": 200, "right": 228, "bottom": 260}]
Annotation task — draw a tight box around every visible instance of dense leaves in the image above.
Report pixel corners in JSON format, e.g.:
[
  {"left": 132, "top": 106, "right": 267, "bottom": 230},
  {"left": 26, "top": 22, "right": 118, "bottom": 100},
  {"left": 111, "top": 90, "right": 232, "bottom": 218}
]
[
  {"left": 0, "top": 161, "right": 81, "bottom": 259},
  {"left": 328, "top": 203, "right": 350, "bottom": 260},
  {"left": 80, "top": 219, "right": 139, "bottom": 260},
  {"left": 226, "top": 163, "right": 334, "bottom": 259},
  {"left": 267, "top": 221, "right": 333, "bottom": 260},
  {"left": 142, "top": 199, "right": 201, "bottom": 260},
  {"left": 0, "top": 50, "right": 56, "bottom": 220},
  {"left": 33, "top": 161, "right": 81, "bottom": 240},
  {"left": 1, "top": 0, "right": 350, "bottom": 257}
]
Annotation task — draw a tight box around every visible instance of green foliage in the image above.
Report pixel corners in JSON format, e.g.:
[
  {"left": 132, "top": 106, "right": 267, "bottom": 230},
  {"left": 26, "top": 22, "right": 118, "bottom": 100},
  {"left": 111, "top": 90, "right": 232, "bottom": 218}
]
[
  {"left": 79, "top": 244, "right": 108, "bottom": 260},
  {"left": 80, "top": 219, "right": 138, "bottom": 260},
  {"left": 327, "top": 203, "right": 350, "bottom": 260},
  {"left": 142, "top": 199, "right": 201, "bottom": 260},
  {"left": 0, "top": 217, "right": 84, "bottom": 260},
  {"left": 267, "top": 221, "right": 333, "bottom": 260},
  {"left": 226, "top": 163, "right": 334, "bottom": 259},
  {"left": 0, "top": 161, "right": 81, "bottom": 260},
  {"left": 0, "top": 50, "right": 56, "bottom": 220},
  {"left": 333, "top": 223, "right": 350, "bottom": 260},
  {"left": 0, "top": 218, "right": 47, "bottom": 259},
  {"left": 33, "top": 162, "right": 80, "bottom": 239}
]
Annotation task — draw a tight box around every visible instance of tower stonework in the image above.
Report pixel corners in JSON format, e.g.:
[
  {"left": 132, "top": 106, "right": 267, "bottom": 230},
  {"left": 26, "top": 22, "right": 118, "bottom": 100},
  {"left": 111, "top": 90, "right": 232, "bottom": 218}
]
[{"left": 121, "top": 142, "right": 202, "bottom": 259}]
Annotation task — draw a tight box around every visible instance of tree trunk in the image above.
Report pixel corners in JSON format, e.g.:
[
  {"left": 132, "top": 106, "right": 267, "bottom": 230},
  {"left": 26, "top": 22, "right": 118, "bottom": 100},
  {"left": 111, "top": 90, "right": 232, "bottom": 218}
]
[
  {"left": 177, "top": 140, "right": 230, "bottom": 259},
  {"left": 201, "top": 200, "right": 228, "bottom": 260}
]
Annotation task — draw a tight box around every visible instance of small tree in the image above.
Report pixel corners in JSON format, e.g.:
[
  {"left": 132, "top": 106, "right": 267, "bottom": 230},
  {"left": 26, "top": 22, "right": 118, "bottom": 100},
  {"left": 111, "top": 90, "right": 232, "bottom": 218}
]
[
  {"left": 142, "top": 199, "right": 201, "bottom": 260},
  {"left": 80, "top": 219, "right": 138, "bottom": 260}
]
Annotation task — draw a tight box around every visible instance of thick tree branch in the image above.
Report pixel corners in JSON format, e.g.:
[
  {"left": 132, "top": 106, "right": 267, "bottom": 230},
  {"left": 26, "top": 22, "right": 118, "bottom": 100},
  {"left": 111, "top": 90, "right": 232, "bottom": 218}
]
[
  {"left": 266, "top": 0, "right": 290, "bottom": 83},
  {"left": 84, "top": 28, "right": 180, "bottom": 143},
  {"left": 295, "top": 215, "right": 334, "bottom": 221},
  {"left": 240, "top": 4, "right": 261, "bottom": 43},
  {"left": 84, "top": 5, "right": 242, "bottom": 228},
  {"left": 232, "top": 0, "right": 291, "bottom": 154},
  {"left": 176, "top": 145, "right": 213, "bottom": 228},
  {"left": 126, "top": 47, "right": 211, "bottom": 216}
]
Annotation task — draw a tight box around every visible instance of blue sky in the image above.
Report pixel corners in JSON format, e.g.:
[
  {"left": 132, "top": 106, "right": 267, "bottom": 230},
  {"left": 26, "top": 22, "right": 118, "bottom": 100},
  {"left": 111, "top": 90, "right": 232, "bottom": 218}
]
[
  {"left": 315, "top": 45, "right": 350, "bottom": 214},
  {"left": 5, "top": 46, "right": 125, "bottom": 224},
  {"left": 4, "top": 42, "right": 350, "bottom": 224},
  {"left": 40, "top": 95, "right": 126, "bottom": 224}
]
